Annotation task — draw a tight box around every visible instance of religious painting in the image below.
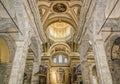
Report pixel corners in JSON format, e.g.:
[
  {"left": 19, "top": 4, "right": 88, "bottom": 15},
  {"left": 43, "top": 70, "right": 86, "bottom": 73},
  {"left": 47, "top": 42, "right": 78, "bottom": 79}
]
[{"left": 53, "top": 3, "right": 67, "bottom": 13}]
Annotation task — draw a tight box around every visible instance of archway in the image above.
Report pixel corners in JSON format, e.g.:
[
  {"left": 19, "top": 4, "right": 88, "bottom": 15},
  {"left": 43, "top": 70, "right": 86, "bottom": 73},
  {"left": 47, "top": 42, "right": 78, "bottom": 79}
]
[
  {"left": 0, "top": 38, "right": 9, "bottom": 62},
  {"left": 0, "top": 37, "right": 10, "bottom": 84},
  {"left": 111, "top": 37, "right": 120, "bottom": 84}
]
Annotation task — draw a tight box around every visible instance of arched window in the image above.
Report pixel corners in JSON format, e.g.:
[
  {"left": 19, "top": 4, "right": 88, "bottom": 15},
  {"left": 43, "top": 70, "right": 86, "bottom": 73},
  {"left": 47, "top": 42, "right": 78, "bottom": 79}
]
[
  {"left": 52, "top": 54, "right": 68, "bottom": 64},
  {"left": 53, "top": 58, "right": 57, "bottom": 63},
  {"left": 64, "top": 58, "right": 68, "bottom": 63},
  {"left": 58, "top": 55, "right": 63, "bottom": 63}
]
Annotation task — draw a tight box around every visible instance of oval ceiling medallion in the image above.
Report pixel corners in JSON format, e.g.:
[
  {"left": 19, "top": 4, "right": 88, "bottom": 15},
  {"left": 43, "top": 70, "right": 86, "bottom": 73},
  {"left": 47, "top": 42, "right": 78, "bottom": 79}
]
[{"left": 53, "top": 3, "right": 67, "bottom": 13}]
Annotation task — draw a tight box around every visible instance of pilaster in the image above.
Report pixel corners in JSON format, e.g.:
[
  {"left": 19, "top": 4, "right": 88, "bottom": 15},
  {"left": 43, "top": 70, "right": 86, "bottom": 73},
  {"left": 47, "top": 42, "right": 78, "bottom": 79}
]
[
  {"left": 9, "top": 39, "right": 30, "bottom": 84},
  {"left": 81, "top": 59, "right": 91, "bottom": 84},
  {"left": 31, "top": 61, "right": 39, "bottom": 84},
  {"left": 90, "top": 0, "right": 113, "bottom": 84},
  {"left": 8, "top": 0, "right": 31, "bottom": 84}
]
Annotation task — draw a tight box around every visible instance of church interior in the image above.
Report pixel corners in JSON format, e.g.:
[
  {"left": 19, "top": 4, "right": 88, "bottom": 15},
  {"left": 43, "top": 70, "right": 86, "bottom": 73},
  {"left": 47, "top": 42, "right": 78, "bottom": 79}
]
[{"left": 0, "top": 0, "right": 120, "bottom": 84}]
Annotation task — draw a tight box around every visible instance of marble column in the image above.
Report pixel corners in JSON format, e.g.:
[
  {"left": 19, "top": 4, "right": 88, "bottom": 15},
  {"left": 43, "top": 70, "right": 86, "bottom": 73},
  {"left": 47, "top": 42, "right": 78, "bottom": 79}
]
[
  {"left": 89, "top": 0, "right": 113, "bottom": 83},
  {"left": 9, "top": 39, "right": 30, "bottom": 84},
  {"left": 87, "top": 50, "right": 95, "bottom": 84},
  {"left": 81, "top": 59, "right": 91, "bottom": 84},
  {"left": 92, "top": 38, "right": 113, "bottom": 84},
  {"left": 31, "top": 61, "right": 39, "bottom": 84},
  {"left": 8, "top": 0, "right": 31, "bottom": 84}
]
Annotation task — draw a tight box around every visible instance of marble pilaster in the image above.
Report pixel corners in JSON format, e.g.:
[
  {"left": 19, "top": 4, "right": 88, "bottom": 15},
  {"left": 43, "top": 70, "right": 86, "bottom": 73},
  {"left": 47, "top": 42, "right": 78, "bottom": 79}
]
[
  {"left": 31, "top": 61, "right": 39, "bottom": 84},
  {"left": 81, "top": 59, "right": 91, "bottom": 84},
  {"left": 8, "top": 0, "right": 31, "bottom": 84},
  {"left": 89, "top": 0, "right": 113, "bottom": 83}
]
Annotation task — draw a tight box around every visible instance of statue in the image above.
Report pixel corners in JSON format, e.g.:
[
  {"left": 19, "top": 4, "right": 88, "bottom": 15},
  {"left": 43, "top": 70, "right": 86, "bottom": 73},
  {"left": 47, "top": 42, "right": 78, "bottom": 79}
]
[{"left": 56, "top": 68, "right": 65, "bottom": 83}]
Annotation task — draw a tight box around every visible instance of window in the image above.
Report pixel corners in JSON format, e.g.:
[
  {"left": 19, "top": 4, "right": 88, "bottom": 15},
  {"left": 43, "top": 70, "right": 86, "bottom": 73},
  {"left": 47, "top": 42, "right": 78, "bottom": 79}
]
[
  {"left": 64, "top": 58, "right": 68, "bottom": 63},
  {"left": 53, "top": 58, "right": 57, "bottom": 63},
  {"left": 58, "top": 55, "right": 63, "bottom": 63},
  {"left": 52, "top": 54, "right": 68, "bottom": 64}
]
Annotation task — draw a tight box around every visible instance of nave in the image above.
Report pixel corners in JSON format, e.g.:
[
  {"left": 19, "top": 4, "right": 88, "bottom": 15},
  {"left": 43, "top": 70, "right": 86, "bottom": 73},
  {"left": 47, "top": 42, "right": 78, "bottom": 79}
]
[{"left": 0, "top": 0, "right": 120, "bottom": 84}]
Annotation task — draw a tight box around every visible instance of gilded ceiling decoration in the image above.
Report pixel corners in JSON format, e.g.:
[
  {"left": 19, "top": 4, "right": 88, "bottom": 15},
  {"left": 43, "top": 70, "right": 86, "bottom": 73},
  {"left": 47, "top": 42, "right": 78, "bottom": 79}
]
[
  {"left": 46, "top": 22, "right": 74, "bottom": 41},
  {"left": 37, "top": 0, "right": 82, "bottom": 42},
  {"left": 38, "top": 0, "right": 82, "bottom": 28},
  {"left": 49, "top": 43, "right": 70, "bottom": 55}
]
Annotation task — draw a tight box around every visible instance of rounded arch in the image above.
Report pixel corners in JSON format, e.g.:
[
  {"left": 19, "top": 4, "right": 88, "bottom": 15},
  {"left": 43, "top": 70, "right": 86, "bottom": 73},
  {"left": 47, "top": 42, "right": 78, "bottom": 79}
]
[
  {"left": 0, "top": 34, "right": 15, "bottom": 84},
  {"left": 50, "top": 42, "right": 70, "bottom": 50},
  {"left": 51, "top": 51, "right": 70, "bottom": 66},
  {"left": 105, "top": 33, "right": 120, "bottom": 60},
  {"left": 105, "top": 34, "right": 120, "bottom": 84},
  {"left": 43, "top": 17, "right": 77, "bottom": 31},
  {"left": 49, "top": 42, "right": 71, "bottom": 54},
  {"left": 52, "top": 51, "right": 69, "bottom": 57},
  {"left": 0, "top": 34, "right": 15, "bottom": 62}
]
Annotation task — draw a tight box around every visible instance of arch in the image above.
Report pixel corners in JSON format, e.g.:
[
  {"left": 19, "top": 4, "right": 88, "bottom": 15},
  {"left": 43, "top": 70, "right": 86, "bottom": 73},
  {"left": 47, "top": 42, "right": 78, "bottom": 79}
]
[
  {"left": 105, "top": 34, "right": 120, "bottom": 73},
  {"left": 49, "top": 42, "right": 71, "bottom": 53},
  {"left": 43, "top": 17, "right": 77, "bottom": 31},
  {"left": 0, "top": 34, "right": 15, "bottom": 84},
  {"left": 50, "top": 42, "right": 70, "bottom": 49},
  {"left": 51, "top": 51, "right": 69, "bottom": 65},
  {"left": 106, "top": 35, "right": 120, "bottom": 84},
  {"left": 105, "top": 33, "right": 120, "bottom": 60},
  {"left": 0, "top": 37, "right": 13, "bottom": 84},
  {"left": 0, "top": 34, "right": 15, "bottom": 62}
]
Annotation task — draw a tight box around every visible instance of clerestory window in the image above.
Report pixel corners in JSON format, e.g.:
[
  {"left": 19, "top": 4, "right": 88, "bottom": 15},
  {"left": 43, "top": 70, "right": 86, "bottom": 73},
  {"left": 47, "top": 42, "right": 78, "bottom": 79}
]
[{"left": 52, "top": 54, "right": 68, "bottom": 64}]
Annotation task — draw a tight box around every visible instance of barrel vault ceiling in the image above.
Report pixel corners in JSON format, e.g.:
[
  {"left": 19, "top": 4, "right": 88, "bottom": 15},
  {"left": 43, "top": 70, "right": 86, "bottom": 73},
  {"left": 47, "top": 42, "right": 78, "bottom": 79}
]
[{"left": 37, "top": 0, "right": 83, "bottom": 42}]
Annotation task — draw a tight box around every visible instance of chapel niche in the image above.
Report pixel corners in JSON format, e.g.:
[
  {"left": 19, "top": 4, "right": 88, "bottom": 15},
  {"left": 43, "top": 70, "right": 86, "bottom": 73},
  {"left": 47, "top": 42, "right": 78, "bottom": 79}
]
[
  {"left": 111, "top": 37, "right": 120, "bottom": 84},
  {"left": 112, "top": 37, "right": 120, "bottom": 60}
]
